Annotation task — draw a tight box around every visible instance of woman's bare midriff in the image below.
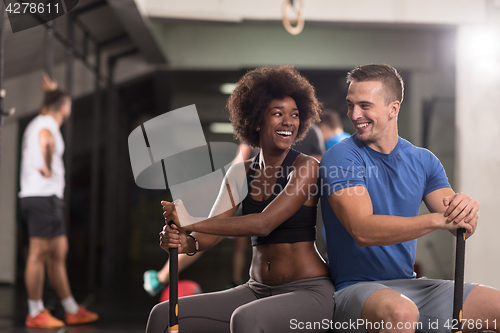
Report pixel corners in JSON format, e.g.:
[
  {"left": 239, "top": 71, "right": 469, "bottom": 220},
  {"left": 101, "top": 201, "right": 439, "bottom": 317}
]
[{"left": 249, "top": 241, "right": 329, "bottom": 286}]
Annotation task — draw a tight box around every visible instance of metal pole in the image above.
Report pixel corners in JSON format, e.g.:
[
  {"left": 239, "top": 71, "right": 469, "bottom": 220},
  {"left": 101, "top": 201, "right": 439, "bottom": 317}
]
[
  {"left": 101, "top": 49, "right": 137, "bottom": 287},
  {"left": 88, "top": 46, "right": 101, "bottom": 292},
  {"left": 64, "top": 14, "right": 74, "bottom": 235},
  {"left": 102, "top": 56, "right": 118, "bottom": 287},
  {"left": 44, "top": 21, "right": 55, "bottom": 79},
  {"left": 0, "top": 5, "right": 6, "bottom": 183}
]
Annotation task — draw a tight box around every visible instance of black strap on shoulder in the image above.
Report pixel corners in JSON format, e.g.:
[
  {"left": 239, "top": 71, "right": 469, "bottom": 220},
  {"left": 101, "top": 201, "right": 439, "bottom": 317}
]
[
  {"left": 275, "top": 149, "right": 300, "bottom": 190},
  {"left": 246, "top": 149, "right": 301, "bottom": 195}
]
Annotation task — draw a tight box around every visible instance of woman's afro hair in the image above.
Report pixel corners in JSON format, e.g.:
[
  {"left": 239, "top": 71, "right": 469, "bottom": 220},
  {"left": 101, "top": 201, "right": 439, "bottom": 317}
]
[{"left": 227, "top": 65, "right": 322, "bottom": 148}]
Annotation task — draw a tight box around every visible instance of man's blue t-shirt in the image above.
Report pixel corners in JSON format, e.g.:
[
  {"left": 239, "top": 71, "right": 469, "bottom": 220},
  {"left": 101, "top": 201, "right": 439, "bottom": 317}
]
[{"left": 320, "top": 135, "right": 450, "bottom": 290}]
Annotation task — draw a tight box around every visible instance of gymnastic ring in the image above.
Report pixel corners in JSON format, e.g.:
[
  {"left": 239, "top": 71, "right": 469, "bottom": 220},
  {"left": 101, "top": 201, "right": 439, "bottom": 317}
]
[{"left": 282, "top": 0, "right": 304, "bottom": 35}]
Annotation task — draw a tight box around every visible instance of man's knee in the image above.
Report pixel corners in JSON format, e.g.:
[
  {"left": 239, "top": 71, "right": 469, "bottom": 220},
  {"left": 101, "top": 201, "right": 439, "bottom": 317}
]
[
  {"left": 363, "top": 290, "right": 419, "bottom": 332},
  {"left": 28, "top": 245, "right": 50, "bottom": 262},
  {"left": 48, "top": 248, "right": 67, "bottom": 263},
  {"left": 463, "top": 285, "right": 500, "bottom": 332},
  {"left": 378, "top": 296, "right": 418, "bottom": 322},
  {"left": 48, "top": 237, "right": 68, "bottom": 261},
  {"left": 386, "top": 304, "right": 419, "bottom": 329}
]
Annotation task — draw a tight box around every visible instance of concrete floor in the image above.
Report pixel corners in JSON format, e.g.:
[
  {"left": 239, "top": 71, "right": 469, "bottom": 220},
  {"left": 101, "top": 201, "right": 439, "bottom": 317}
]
[
  {"left": 0, "top": 284, "right": 152, "bottom": 333},
  {"left": 0, "top": 238, "right": 250, "bottom": 333}
]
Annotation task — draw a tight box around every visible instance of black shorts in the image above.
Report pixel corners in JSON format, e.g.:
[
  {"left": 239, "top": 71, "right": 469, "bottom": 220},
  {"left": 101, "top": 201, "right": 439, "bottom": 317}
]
[{"left": 20, "top": 196, "right": 66, "bottom": 238}]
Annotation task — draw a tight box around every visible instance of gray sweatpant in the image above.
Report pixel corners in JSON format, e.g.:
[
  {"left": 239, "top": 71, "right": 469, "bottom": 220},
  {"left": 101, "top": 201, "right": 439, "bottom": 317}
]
[{"left": 145, "top": 276, "right": 335, "bottom": 333}]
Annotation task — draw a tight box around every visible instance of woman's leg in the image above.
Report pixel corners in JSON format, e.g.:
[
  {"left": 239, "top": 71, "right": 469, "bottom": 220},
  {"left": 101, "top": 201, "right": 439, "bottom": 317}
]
[
  {"left": 230, "top": 277, "right": 335, "bottom": 333},
  {"left": 146, "top": 283, "right": 257, "bottom": 333}
]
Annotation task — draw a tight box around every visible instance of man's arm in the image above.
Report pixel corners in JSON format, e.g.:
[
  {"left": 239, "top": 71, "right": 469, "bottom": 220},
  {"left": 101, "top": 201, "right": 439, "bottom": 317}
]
[
  {"left": 424, "top": 187, "right": 479, "bottom": 239},
  {"left": 41, "top": 73, "right": 57, "bottom": 92},
  {"left": 328, "top": 186, "right": 474, "bottom": 247},
  {"left": 39, "top": 129, "right": 54, "bottom": 178}
]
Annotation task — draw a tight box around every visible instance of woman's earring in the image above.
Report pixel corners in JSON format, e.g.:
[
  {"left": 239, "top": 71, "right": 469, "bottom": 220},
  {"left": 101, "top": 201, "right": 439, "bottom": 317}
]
[{"left": 256, "top": 127, "right": 260, "bottom": 131}]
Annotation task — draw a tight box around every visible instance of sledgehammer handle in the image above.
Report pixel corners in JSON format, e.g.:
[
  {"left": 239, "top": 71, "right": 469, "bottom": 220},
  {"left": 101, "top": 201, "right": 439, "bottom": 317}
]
[
  {"left": 168, "top": 221, "right": 179, "bottom": 333},
  {"left": 452, "top": 228, "right": 466, "bottom": 333}
]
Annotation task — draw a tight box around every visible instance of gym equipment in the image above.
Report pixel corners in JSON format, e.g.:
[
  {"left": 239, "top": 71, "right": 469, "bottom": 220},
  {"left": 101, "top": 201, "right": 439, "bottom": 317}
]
[
  {"left": 159, "top": 280, "right": 202, "bottom": 303},
  {"left": 452, "top": 228, "right": 466, "bottom": 333},
  {"left": 167, "top": 221, "right": 179, "bottom": 333}
]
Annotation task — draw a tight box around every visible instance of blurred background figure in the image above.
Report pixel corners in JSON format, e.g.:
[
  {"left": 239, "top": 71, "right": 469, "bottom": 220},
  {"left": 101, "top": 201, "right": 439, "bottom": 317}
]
[
  {"left": 319, "top": 109, "right": 351, "bottom": 150},
  {"left": 292, "top": 123, "right": 325, "bottom": 161},
  {"left": 18, "top": 74, "right": 99, "bottom": 328}
]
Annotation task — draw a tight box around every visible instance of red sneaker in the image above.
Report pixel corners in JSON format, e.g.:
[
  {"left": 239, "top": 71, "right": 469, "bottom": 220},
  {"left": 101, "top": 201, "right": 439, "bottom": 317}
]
[
  {"left": 65, "top": 305, "right": 99, "bottom": 325},
  {"left": 25, "top": 308, "right": 65, "bottom": 328}
]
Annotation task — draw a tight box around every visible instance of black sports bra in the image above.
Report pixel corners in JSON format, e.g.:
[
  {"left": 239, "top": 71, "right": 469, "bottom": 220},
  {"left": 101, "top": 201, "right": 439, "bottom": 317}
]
[{"left": 242, "top": 149, "right": 317, "bottom": 246}]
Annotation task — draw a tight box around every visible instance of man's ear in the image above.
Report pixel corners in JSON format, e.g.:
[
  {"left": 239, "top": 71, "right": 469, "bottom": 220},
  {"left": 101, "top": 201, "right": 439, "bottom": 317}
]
[
  {"left": 59, "top": 101, "right": 71, "bottom": 117},
  {"left": 58, "top": 103, "right": 66, "bottom": 115},
  {"left": 389, "top": 101, "right": 400, "bottom": 119}
]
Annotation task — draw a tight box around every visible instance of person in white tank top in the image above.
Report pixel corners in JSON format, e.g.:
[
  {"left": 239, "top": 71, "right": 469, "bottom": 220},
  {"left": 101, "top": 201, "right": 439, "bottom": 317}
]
[
  {"left": 19, "top": 112, "right": 66, "bottom": 199},
  {"left": 19, "top": 74, "right": 98, "bottom": 328}
]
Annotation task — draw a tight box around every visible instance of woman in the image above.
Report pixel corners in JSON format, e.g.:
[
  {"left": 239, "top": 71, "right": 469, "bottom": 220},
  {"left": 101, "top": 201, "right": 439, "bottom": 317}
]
[{"left": 146, "top": 65, "right": 334, "bottom": 333}]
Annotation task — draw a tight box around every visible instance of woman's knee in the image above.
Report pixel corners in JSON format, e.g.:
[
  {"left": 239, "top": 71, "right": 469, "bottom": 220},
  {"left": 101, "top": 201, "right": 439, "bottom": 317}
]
[
  {"left": 230, "top": 306, "right": 261, "bottom": 333},
  {"left": 146, "top": 301, "right": 170, "bottom": 333}
]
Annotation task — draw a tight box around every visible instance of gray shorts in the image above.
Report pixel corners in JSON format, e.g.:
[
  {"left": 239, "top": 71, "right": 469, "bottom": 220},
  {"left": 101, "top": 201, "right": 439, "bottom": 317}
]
[
  {"left": 20, "top": 196, "right": 66, "bottom": 238},
  {"left": 333, "top": 278, "right": 477, "bottom": 333}
]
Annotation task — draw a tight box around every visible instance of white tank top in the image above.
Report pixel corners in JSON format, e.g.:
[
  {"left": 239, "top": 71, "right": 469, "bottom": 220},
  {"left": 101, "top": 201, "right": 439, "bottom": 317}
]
[{"left": 18, "top": 114, "right": 65, "bottom": 199}]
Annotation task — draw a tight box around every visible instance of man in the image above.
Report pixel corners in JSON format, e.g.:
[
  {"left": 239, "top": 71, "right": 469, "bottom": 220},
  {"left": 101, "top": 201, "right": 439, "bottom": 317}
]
[
  {"left": 319, "top": 109, "right": 351, "bottom": 150},
  {"left": 320, "top": 64, "right": 500, "bottom": 333},
  {"left": 19, "top": 75, "right": 99, "bottom": 328}
]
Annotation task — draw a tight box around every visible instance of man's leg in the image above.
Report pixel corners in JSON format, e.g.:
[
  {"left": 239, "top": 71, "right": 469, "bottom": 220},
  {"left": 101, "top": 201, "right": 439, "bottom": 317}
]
[
  {"left": 45, "top": 235, "right": 99, "bottom": 324},
  {"left": 46, "top": 235, "right": 71, "bottom": 300},
  {"left": 24, "top": 237, "right": 66, "bottom": 328},
  {"left": 334, "top": 281, "right": 420, "bottom": 333},
  {"left": 25, "top": 237, "right": 50, "bottom": 301},
  {"left": 361, "top": 289, "right": 419, "bottom": 333},
  {"left": 144, "top": 253, "right": 202, "bottom": 296},
  {"left": 462, "top": 285, "right": 500, "bottom": 333},
  {"left": 156, "top": 260, "right": 170, "bottom": 284}
]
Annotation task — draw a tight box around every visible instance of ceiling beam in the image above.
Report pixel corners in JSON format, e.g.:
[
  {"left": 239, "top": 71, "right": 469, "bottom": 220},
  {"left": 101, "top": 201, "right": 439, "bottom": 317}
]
[{"left": 107, "top": 0, "right": 167, "bottom": 64}]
